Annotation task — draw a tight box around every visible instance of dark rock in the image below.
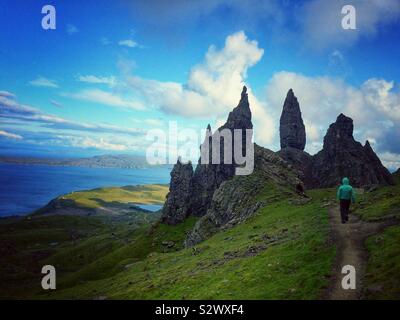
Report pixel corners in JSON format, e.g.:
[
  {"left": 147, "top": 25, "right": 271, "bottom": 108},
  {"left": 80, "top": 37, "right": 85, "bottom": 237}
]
[
  {"left": 279, "top": 89, "right": 306, "bottom": 150},
  {"left": 277, "top": 90, "right": 394, "bottom": 189},
  {"left": 185, "top": 145, "right": 304, "bottom": 246},
  {"left": 393, "top": 168, "right": 400, "bottom": 184},
  {"left": 161, "top": 158, "right": 193, "bottom": 225},
  {"left": 277, "top": 147, "right": 313, "bottom": 188},
  {"left": 162, "top": 86, "right": 254, "bottom": 225},
  {"left": 310, "top": 114, "right": 394, "bottom": 188},
  {"left": 189, "top": 86, "right": 253, "bottom": 217}
]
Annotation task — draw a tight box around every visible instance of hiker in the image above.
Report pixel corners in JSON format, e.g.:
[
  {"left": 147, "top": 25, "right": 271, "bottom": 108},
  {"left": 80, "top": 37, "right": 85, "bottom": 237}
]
[{"left": 337, "top": 177, "right": 356, "bottom": 224}]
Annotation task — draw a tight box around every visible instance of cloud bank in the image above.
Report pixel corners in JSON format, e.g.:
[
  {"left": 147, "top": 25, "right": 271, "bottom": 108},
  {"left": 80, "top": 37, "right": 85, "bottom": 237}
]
[{"left": 127, "top": 31, "right": 275, "bottom": 144}]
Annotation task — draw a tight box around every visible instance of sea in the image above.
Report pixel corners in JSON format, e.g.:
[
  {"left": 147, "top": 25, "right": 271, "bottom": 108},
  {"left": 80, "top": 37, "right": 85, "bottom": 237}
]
[{"left": 0, "top": 163, "right": 171, "bottom": 217}]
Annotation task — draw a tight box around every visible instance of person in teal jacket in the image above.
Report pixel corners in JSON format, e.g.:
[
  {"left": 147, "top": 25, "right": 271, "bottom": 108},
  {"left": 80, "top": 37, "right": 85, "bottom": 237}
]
[{"left": 337, "top": 177, "right": 356, "bottom": 223}]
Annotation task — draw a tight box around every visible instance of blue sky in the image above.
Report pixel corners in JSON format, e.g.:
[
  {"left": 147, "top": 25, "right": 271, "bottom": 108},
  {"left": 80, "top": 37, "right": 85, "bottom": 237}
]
[{"left": 0, "top": 0, "right": 399, "bottom": 169}]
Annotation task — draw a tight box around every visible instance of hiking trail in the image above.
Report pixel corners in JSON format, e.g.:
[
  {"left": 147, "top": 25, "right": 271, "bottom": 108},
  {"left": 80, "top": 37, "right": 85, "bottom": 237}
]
[{"left": 324, "top": 206, "right": 397, "bottom": 300}]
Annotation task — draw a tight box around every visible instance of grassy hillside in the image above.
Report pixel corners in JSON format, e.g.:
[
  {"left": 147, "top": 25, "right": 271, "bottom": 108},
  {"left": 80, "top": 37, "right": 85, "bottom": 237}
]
[
  {"left": 62, "top": 184, "right": 168, "bottom": 209},
  {"left": 36, "top": 189, "right": 336, "bottom": 300},
  {"left": 0, "top": 185, "right": 168, "bottom": 299},
  {"left": 1, "top": 179, "right": 400, "bottom": 300}
]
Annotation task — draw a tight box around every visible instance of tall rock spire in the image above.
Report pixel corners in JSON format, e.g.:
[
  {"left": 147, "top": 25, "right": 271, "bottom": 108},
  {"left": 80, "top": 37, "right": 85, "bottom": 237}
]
[
  {"left": 222, "top": 86, "right": 252, "bottom": 131},
  {"left": 279, "top": 89, "right": 306, "bottom": 150}
]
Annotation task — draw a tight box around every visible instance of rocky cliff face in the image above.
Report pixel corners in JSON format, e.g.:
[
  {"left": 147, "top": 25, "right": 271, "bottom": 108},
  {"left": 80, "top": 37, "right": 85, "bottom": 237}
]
[
  {"left": 161, "top": 159, "right": 193, "bottom": 225},
  {"left": 310, "top": 114, "right": 394, "bottom": 188},
  {"left": 280, "top": 89, "right": 306, "bottom": 150}
]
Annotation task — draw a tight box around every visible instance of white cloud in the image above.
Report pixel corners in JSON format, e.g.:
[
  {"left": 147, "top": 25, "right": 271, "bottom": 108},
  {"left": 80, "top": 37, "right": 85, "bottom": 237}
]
[
  {"left": 66, "top": 24, "right": 79, "bottom": 35},
  {"left": 265, "top": 72, "right": 400, "bottom": 158},
  {"left": 77, "top": 75, "right": 117, "bottom": 87},
  {"left": 69, "top": 136, "right": 128, "bottom": 151},
  {"left": 30, "top": 76, "right": 59, "bottom": 88},
  {"left": 0, "top": 91, "right": 16, "bottom": 98},
  {"left": 50, "top": 100, "right": 63, "bottom": 108},
  {"left": 118, "top": 39, "right": 139, "bottom": 48},
  {"left": 67, "top": 89, "right": 144, "bottom": 111},
  {"left": 380, "top": 152, "right": 400, "bottom": 172},
  {"left": 300, "top": 0, "right": 400, "bottom": 50},
  {"left": 127, "top": 31, "right": 275, "bottom": 145},
  {"left": 0, "top": 91, "right": 143, "bottom": 136},
  {"left": 0, "top": 129, "right": 22, "bottom": 140},
  {"left": 144, "top": 118, "right": 164, "bottom": 126}
]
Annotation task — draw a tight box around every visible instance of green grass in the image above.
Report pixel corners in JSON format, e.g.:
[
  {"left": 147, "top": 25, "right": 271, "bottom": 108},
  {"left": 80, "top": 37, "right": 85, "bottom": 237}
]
[
  {"left": 353, "top": 183, "right": 400, "bottom": 221},
  {"left": 0, "top": 215, "right": 107, "bottom": 299},
  {"left": 63, "top": 184, "right": 169, "bottom": 209},
  {"left": 356, "top": 177, "right": 400, "bottom": 299},
  {"left": 37, "top": 189, "right": 335, "bottom": 300},
  {"left": 364, "top": 225, "right": 400, "bottom": 299},
  {"left": 9, "top": 177, "right": 400, "bottom": 300},
  {"left": 0, "top": 184, "right": 170, "bottom": 299}
]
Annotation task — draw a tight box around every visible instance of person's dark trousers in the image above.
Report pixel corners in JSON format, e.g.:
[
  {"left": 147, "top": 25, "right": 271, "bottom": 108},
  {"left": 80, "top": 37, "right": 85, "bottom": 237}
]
[{"left": 340, "top": 199, "right": 351, "bottom": 223}]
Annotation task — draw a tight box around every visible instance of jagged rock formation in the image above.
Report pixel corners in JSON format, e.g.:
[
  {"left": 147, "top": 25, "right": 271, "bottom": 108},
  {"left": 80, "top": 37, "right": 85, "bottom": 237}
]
[
  {"left": 310, "top": 114, "right": 394, "bottom": 188},
  {"left": 162, "top": 86, "right": 254, "bottom": 225},
  {"left": 162, "top": 85, "right": 394, "bottom": 246},
  {"left": 190, "top": 86, "right": 253, "bottom": 216},
  {"left": 277, "top": 89, "right": 394, "bottom": 189},
  {"left": 185, "top": 144, "right": 304, "bottom": 246},
  {"left": 161, "top": 159, "right": 193, "bottom": 225},
  {"left": 280, "top": 89, "right": 306, "bottom": 150}
]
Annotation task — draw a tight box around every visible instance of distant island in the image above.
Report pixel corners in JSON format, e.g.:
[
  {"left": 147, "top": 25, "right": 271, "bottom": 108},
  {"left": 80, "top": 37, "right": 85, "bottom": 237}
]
[{"left": 0, "top": 154, "right": 169, "bottom": 169}]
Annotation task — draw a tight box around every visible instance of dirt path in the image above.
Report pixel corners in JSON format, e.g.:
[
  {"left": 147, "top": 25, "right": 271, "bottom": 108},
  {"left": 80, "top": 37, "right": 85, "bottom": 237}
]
[{"left": 324, "top": 207, "right": 398, "bottom": 300}]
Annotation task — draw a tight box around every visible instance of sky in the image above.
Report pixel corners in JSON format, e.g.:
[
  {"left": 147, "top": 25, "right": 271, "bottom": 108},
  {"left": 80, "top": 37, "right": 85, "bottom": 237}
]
[{"left": 0, "top": 0, "right": 399, "bottom": 170}]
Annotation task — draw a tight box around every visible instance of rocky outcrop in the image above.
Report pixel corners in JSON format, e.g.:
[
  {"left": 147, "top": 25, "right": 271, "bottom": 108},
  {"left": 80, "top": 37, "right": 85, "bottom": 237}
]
[
  {"left": 162, "top": 86, "right": 254, "bottom": 224},
  {"left": 277, "top": 90, "right": 394, "bottom": 189},
  {"left": 185, "top": 144, "right": 304, "bottom": 246},
  {"left": 279, "top": 89, "right": 306, "bottom": 150},
  {"left": 161, "top": 159, "right": 193, "bottom": 225},
  {"left": 310, "top": 114, "right": 394, "bottom": 188},
  {"left": 189, "top": 86, "right": 253, "bottom": 217},
  {"left": 163, "top": 85, "right": 395, "bottom": 245},
  {"left": 277, "top": 147, "right": 313, "bottom": 187}
]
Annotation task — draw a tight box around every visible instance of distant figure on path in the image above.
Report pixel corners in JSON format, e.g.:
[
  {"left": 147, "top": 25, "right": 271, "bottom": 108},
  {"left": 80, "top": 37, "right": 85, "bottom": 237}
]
[{"left": 337, "top": 177, "right": 356, "bottom": 224}]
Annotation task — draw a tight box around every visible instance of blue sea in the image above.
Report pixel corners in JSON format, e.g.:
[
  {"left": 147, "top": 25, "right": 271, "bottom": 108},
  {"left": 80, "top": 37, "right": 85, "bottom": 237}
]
[{"left": 0, "top": 163, "right": 171, "bottom": 217}]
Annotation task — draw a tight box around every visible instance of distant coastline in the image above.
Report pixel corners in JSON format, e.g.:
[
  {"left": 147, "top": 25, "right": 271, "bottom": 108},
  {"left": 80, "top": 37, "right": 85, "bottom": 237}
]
[
  {"left": 0, "top": 162, "right": 171, "bottom": 217},
  {"left": 0, "top": 154, "right": 171, "bottom": 170}
]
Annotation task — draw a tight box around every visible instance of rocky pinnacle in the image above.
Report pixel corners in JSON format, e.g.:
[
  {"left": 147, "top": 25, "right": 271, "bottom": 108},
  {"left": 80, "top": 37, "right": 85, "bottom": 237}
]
[{"left": 279, "top": 89, "right": 306, "bottom": 150}]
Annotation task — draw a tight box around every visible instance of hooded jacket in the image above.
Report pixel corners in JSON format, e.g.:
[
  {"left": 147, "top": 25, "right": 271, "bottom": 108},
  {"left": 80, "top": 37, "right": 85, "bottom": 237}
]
[{"left": 337, "top": 177, "right": 356, "bottom": 203}]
